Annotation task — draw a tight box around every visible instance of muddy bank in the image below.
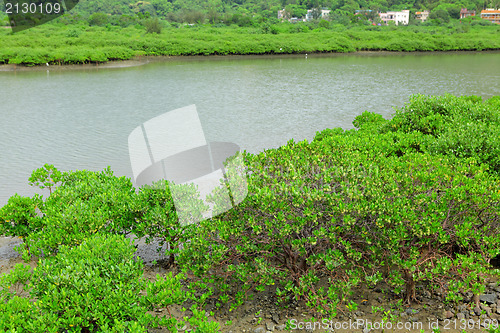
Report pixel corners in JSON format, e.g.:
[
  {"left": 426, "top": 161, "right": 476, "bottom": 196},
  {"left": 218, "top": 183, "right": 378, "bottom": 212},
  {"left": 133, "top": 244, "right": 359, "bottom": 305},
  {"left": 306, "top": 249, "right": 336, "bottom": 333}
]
[
  {"left": 2, "top": 50, "right": 500, "bottom": 72},
  {"left": 0, "top": 59, "right": 150, "bottom": 72}
]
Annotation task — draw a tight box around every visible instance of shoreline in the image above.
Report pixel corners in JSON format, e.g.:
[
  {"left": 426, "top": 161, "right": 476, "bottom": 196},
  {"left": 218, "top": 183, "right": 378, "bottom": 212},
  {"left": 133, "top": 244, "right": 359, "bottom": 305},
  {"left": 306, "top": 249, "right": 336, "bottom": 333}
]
[
  {"left": 0, "top": 58, "right": 150, "bottom": 72},
  {"left": 1, "top": 49, "right": 499, "bottom": 71}
]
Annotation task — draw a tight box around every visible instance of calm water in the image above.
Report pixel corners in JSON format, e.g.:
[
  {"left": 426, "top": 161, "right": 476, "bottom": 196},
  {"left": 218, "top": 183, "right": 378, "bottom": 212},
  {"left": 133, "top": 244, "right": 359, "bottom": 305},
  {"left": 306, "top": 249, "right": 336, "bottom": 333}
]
[{"left": 1, "top": 52, "right": 499, "bottom": 205}]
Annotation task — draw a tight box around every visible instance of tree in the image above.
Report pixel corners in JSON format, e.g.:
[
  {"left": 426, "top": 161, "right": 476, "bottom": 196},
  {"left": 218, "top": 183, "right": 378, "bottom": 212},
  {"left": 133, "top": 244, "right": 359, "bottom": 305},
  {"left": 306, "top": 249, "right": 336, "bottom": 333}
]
[
  {"left": 311, "top": 7, "right": 322, "bottom": 19},
  {"left": 144, "top": 17, "right": 162, "bottom": 33},
  {"left": 88, "top": 12, "right": 109, "bottom": 26},
  {"left": 285, "top": 4, "right": 307, "bottom": 18},
  {"left": 429, "top": 8, "right": 450, "bottom": 23},
  {"left": 151, "top": 0, "right": 174, "bottom": 17}
]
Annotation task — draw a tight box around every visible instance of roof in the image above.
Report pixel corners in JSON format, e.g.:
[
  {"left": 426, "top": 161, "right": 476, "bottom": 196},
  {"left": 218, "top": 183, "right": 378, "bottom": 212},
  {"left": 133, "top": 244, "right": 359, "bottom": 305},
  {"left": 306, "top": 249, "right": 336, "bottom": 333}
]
[{"left": 481, "top": 9, "right": 500, "bottom": 13}]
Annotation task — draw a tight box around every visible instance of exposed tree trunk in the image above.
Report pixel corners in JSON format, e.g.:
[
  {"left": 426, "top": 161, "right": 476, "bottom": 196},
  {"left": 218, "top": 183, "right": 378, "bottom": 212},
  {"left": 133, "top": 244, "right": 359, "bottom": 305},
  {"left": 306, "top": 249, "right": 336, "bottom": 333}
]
[
  {"left": 404, "top": 270, "right": 416, "bottom": 304},
  {"left": 472, "top": 294, "right": 480, "bottom": 307}
]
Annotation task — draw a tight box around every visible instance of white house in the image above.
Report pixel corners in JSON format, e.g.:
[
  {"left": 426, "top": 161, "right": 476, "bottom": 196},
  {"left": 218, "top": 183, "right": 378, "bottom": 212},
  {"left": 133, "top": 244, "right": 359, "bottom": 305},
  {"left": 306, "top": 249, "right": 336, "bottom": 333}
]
[
  {"left": 305, "top": 9, "right": 331, "bottom": 21},
  {"left": 415, "top": 11, "right": 430, "bottom": 22},
  {"left": 379, "top": 10, "right": 409, "bottom": 25}
]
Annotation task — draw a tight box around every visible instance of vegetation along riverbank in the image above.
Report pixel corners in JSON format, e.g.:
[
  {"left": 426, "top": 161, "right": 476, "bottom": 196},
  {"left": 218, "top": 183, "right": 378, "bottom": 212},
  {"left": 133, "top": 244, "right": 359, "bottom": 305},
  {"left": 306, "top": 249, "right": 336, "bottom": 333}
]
[
  {"left": 1, "top": 94, "right": 500, "bottom": 332},
  {"left": 0, "top": 23, "right": 499, "bottom": 66}
]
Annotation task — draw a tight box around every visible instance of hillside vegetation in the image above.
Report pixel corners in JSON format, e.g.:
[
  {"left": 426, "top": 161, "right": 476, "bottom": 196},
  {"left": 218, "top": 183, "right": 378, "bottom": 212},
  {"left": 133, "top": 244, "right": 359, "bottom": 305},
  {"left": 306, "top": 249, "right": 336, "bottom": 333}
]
[{"left": 2, "top": 0, "right": 499, "bottom": 24}]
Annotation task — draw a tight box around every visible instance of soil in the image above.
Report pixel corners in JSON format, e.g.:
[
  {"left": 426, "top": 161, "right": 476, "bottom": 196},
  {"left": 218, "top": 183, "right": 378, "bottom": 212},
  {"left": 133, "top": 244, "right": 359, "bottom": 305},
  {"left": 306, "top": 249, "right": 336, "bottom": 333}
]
[{"left": 1, "top": 235, "right": 500, "bottom": 333}]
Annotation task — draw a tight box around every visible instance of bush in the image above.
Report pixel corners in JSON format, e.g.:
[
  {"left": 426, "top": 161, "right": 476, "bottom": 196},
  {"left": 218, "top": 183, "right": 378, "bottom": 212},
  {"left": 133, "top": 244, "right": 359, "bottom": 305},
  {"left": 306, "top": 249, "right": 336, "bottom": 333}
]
[
  {"left": 0, "top": 194, "right": 43, "bottom": 238},
  {"left": 144, "top": 17, "right": 162, "bottom": 34},
  {"left": 88, "top": 13, "right": 109, "bottom": 26},
  {"left": 0, "top": 234, "right": 220, "bottom": 332},
  {"left": 381, "top": 94, "right": 500, "bottom": 172},
  {"left": 0, "top": 234, "right": 148, "bottom": 332},
  {"left": 352, "top": 110, "right": 387, "bottom": 130},
  {"left": 30, "top": 234, "right": 149, "bottom": 331},
  {"left": 177, "top": 120, "right": 500, "bottom": 315},
  {"left": 131, "top": 180, "right": 206, "bottom": 267},
  {"left": 17, "top": 167, "right": 137, "bottom": 258}
]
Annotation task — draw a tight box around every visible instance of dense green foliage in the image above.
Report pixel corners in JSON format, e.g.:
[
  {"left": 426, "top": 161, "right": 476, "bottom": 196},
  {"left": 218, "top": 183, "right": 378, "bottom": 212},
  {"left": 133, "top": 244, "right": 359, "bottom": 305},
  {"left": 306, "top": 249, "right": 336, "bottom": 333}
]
[
  {"left": 180, "top": 95, "right": 500, "bottom": 314},
  {"left": 0, "top": 234, "right": 220, "bottom": 332},
  {"left": 1, "top": 0, "right": 499, "bottom": 25},
  {"left": 1, "top": 94, "right": 500, "bottom": 329},
  {"left": 0, "top": 23, "right": 499, "bottom": 66}
]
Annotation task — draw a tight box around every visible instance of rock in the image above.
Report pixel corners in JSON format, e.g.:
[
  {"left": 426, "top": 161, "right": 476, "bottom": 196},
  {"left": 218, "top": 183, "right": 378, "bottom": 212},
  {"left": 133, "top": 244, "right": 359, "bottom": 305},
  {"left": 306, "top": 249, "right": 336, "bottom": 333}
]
[
  {"left": 443, "top": 311, "right": 454, "bottom": 319},
  {"left": 423, "top": 290, "right": 431, "bottom": 298},
  {"left": 408, "top": 317, "right": 418, "bottom": 322},
  {"left": 457, "top": 312, "right": 465, "bottom": 320},
  {"left": 266, "top": 322, "right": 275, "bottom": 331},
  {"left": 464, "top": 291, "right": 473, "bottom": 302},
  {"left": 254, "top": 327, "right": 266, "bottom": 333},
  {"left": 474, "top": 306, "right": 482, "bottom": 316},
  {"left": 480, "top": 294, "right": 497, "bottom": 305},
  {"left": 272, "top": 313, "right": 280, "bottom": 324},
  {"left": 178, "top": 325, "right": 188, "bottom": 331},
  {"left": 438, "top": 310, "right": 453, "bottom": 320},
  {"left": 275, "top": 324, "right": 286, "bottom": 331},
  {"left": 363, "top": 327, "right": 371, "bottom": 333},
  {"left": 406, "top": 308, "right": 419, "bottom": 315}
]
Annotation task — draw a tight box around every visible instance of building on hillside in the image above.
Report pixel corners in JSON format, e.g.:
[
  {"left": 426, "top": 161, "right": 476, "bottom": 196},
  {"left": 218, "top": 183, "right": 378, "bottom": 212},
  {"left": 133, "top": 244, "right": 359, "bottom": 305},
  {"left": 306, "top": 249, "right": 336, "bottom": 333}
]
[
  {"left": 480, "top": 9, "right": 500, "bottom": 24},
  {"left": 460, "top": 8, "right": 476, "bottom": 18},
  {"left": 379, "top": 10, "right": 409, "bottom": 25},
  {"left": 278, "top": 8, "right": 330, "bottom": 22},
  {"left": 305, "top": 9, "right": 331, "bottom": 21},
  {"left": 355, "top": 9, "right": 373, "bottom": 15},
  {"left": 278, "top": 9, "right": 287, "bottom": 20},
  {"left": 415, "top": 11, "right": 429, "bottom": 22}
]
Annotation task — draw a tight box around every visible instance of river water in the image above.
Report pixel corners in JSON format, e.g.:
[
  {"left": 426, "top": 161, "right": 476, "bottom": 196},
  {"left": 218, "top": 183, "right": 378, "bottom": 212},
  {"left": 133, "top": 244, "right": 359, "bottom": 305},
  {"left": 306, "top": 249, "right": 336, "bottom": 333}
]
[{"left": 0, "top": 51, "right": 499, "bottom": 205}]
